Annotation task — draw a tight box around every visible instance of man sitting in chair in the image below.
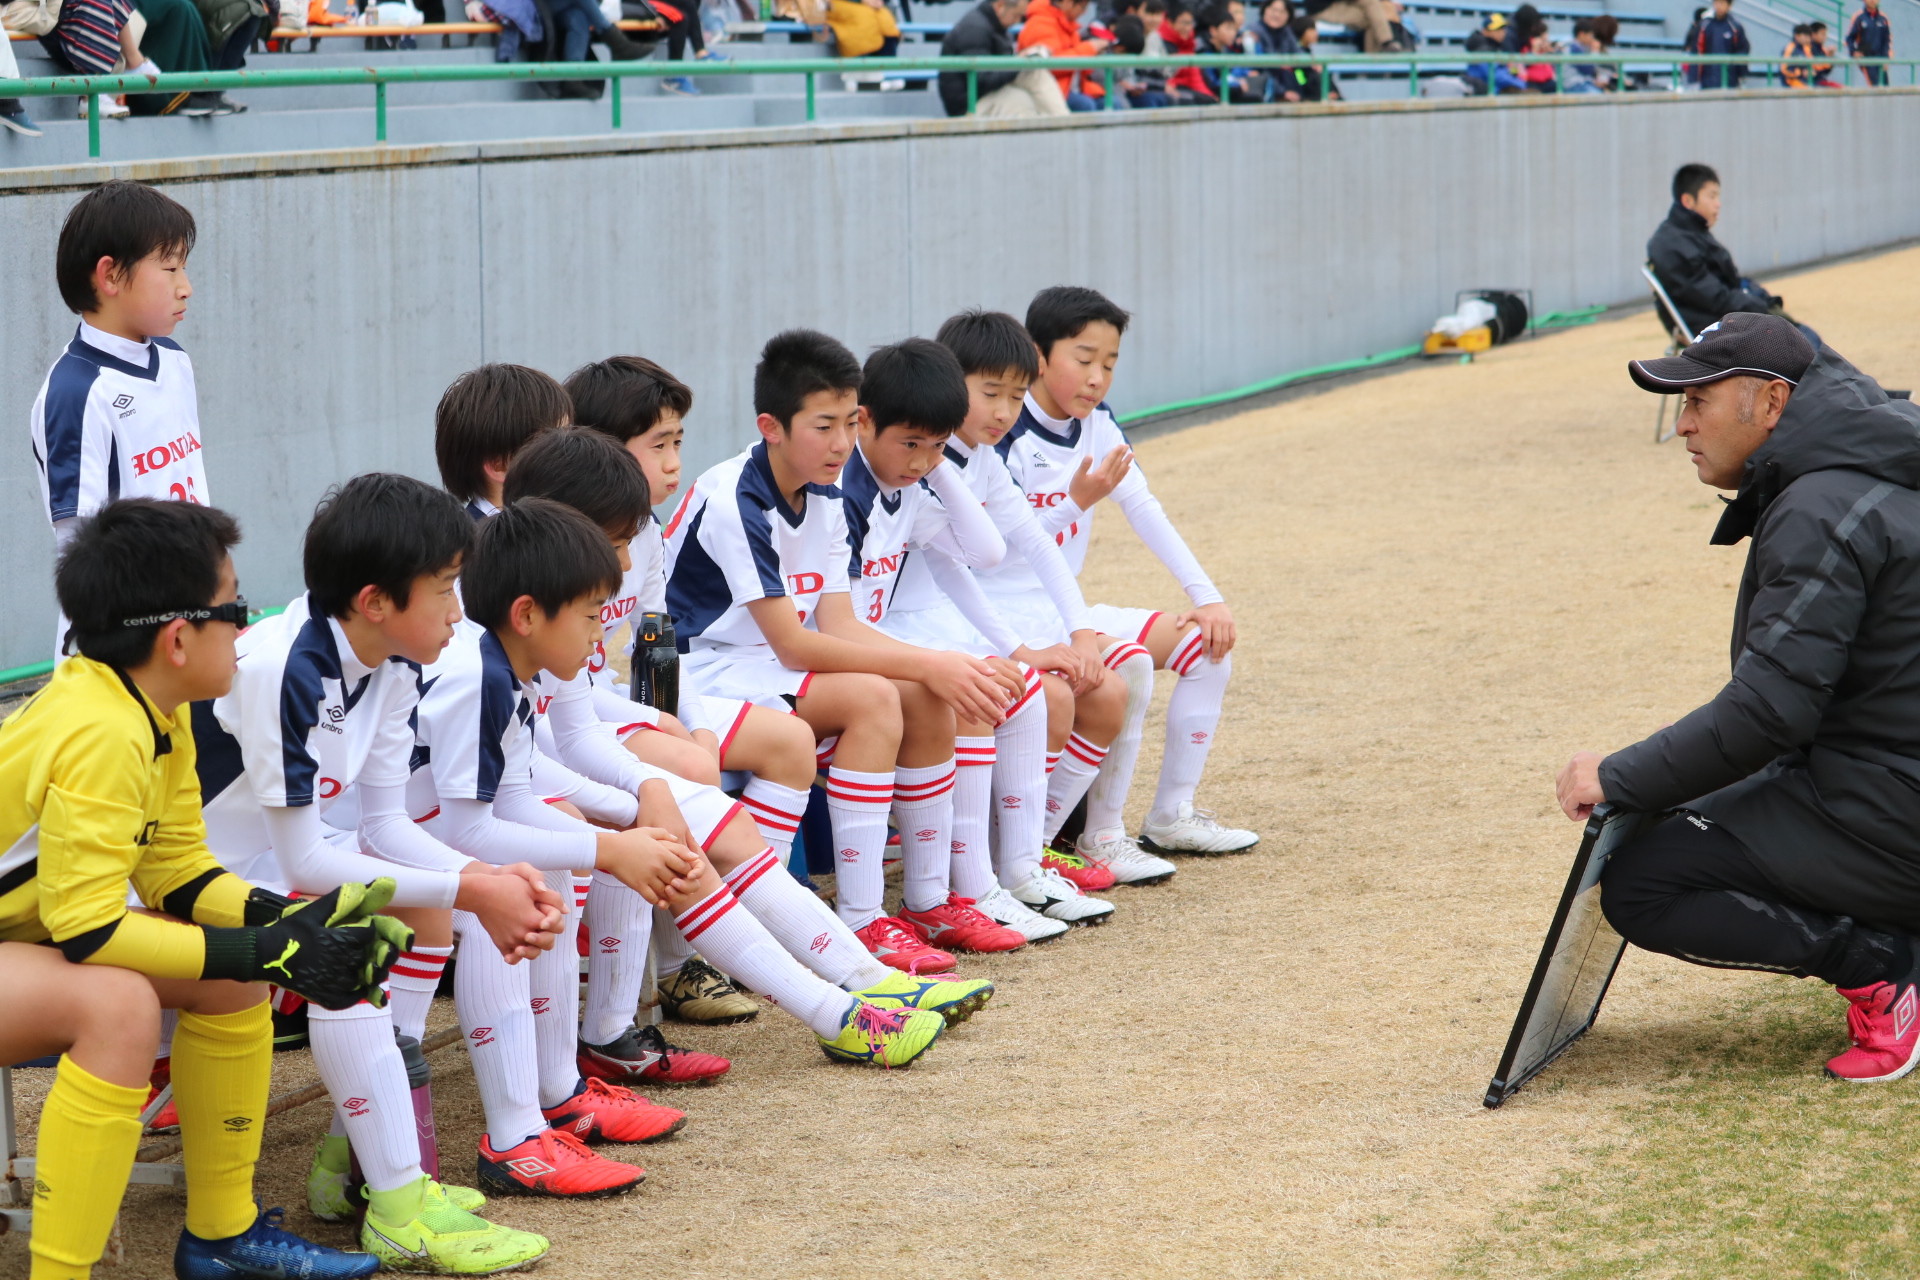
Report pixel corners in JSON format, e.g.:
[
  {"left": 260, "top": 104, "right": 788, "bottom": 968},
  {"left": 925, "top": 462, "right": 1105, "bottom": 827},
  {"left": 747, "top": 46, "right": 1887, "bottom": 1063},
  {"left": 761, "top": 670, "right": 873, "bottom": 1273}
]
[
  {"left": 1556, "top": 313, "right": 1920, "bottom": 1086},
  {"left": 1649, "top": 163, "right": 1781, "bottom": 340}
]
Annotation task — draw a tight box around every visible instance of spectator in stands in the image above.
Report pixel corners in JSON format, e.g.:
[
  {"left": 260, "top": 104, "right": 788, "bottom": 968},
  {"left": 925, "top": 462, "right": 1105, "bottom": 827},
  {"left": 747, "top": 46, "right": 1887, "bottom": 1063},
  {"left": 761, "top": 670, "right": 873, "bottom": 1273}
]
[
  {"left": 1092, "top": 0, "right": 1138, "bottom": 40},
  {"left": 826, "top": 0, "right": 903, "bottom": 89},
  {"left": 1562, "top": 15, "right": 1618, "bottom": 91},
  {"left": 1806, "top": 19, "right": 1838, "bottom": 83},
  {"left": 1294, "top": 0, "right": 1401, "bottom": 52},
  {"left": 1847, "top": 0, "right": 1891, "bottom": 85},
  {"left": 1520, "top": 17, "right": 1557, "bottom": 89},
  {"left": 1196, "top": 1, "right": 1259, "bottom": 99},
  {"left": 1285, "top": 11, "right": 1337, "bottom": 97},
  {"left": 940, "top": 0, "right": 1072, "bottom": 114},
  {"left": 192, "top": 0, "right": 265, "bottom": 77},
  {"left": 48, "top": 0, "right": 146, "bottom": 117},
  {"left": 540, "top": 0, "right": 652, "bottom": 96},
  {"left": 468, "top": 0, "right": 541, "bottom": 60},
  {"left": 1649, "top": 162, "right": 1780, "bottom": 340},
  {"left": 1781, "top": 21, "right": 1816, "bottom": 85},
  {"left": 1147, "top": 4, "right": 1217, "bottom": 101},
  {"left": 1109, "top": 13, "right": 1172, "bottom": 104},
  {"left": 1019, "top": 0, "right": 1110, "bottom": 110},
  {"left": 1463, "top": 11, "right": 1524, "bottom": 92},
  {"left": 657, "top": 0, "right": 732, "bottom": 96},
  {"left": 1248, "top": 0, "right": 1305, "bottom": 100},
  {"left": 1, "top": 18, "right": 41, "bottom": 136},
  {"left": 1689, "top": 0, "right": 1749, "bottom": 90},
  {"left": 1680, "top": 3, "right": 1704, "bottom": 84},
  {"left": 1141, "top": 0, "right": 1168, "bottom": 49}
]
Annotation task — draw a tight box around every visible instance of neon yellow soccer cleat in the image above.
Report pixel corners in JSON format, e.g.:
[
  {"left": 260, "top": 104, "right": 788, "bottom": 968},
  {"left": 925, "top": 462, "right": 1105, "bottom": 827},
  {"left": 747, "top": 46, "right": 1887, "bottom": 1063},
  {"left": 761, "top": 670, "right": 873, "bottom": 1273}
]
[
  {"left": 850, "top": 970, "right": 995, "bottom": 1025},
  {"left": 359, "top": 1184, "right": 549, "bottom": 1275},
  {"left": 817, "top": 1002, "right": 946, "bottom": 1067}
]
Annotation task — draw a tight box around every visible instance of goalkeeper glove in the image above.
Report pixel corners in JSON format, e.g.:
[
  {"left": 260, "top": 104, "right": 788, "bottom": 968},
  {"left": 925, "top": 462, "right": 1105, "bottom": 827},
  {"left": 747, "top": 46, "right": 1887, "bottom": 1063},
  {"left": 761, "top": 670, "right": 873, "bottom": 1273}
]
[{"left": 202, "top": 878, "right": 415, "bottom": 1010}]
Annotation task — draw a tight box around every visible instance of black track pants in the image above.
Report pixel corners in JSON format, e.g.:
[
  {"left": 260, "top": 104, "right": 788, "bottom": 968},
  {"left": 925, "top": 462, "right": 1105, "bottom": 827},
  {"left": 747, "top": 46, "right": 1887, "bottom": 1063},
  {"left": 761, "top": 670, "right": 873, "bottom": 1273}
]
[{"left": 1600, "top": 813, "right": 1906, "bottom": 990}]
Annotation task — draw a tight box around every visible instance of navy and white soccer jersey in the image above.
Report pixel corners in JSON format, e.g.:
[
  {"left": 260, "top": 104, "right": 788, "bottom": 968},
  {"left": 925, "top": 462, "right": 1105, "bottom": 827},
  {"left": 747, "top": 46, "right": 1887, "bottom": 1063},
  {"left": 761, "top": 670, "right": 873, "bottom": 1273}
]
[
  {"left": 414, "top": 622, "right": 534, "bottom": 805},
  {"left": 196, "top": 593, "right": 426, "bottom": 887},
  {"left": 981, "top": 393, "right": 1223, "bottom": 615},
  {"left": 30, "top": 322, "right": 209, "bottom": 524},
  {"left": 838, "top": 443, "right": 1004, "bottom": 629},
  {"left": 662, "top": 443, "right": 851, "bottom": 706}
]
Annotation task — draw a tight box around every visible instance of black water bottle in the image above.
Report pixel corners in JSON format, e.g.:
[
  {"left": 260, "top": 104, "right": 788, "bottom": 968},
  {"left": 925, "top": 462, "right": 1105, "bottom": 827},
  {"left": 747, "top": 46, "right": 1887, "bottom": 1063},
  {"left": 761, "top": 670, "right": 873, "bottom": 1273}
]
[{"left": 632, "top": 612, "right": 679, "bottom": 714}]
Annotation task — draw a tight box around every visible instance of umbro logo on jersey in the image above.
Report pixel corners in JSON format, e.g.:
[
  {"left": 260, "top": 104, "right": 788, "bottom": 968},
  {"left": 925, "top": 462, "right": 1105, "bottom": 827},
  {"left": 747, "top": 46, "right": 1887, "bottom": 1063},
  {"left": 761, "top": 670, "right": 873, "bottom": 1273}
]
[
  {"left": 112, "top": 394, "right": 133, "bottom": 409},
  {"left": 128, "top": 431, "right": 201, "bottom": 477},
  {"left": 470, "top": 1026, "right": 496, "bottom": 1046},
  {"left": 344, "top": 1097, "right": 370, "bottom": 1117},
  {"left": 1031, "top": 453, "right": 1051, "bottom": 467},
  {"left": 810, "top": 932, "right": 830, "bottom": 954},
  {"left": 326, "top": 705, "right": 346, "bottom": 723}
]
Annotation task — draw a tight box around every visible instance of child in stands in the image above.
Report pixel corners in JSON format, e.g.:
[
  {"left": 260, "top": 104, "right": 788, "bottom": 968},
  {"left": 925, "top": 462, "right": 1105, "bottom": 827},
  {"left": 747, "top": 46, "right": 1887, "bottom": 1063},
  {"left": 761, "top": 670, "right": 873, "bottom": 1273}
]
[
  {"left": 0, "top": 498, "right": 416, "bottom": 1280},
  {"left": 663, "top": 330, "right": 1016, "bottom": 971},
  {"left": 195, "top": 474, "right": 567, "bottom": 1274},
  {"left": 32, "top": 182, "right": 207, "bottom": 659},
  {"left": 977, "top": 286, "right": 1260, "bottom": 864}
]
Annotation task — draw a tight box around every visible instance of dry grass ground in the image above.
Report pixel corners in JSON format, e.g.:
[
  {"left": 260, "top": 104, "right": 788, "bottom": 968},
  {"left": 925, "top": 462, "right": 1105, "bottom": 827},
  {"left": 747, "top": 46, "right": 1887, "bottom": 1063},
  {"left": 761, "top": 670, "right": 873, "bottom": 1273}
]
[{"left": 10, "top": 246, "right": 1920, "bottom": 1280}]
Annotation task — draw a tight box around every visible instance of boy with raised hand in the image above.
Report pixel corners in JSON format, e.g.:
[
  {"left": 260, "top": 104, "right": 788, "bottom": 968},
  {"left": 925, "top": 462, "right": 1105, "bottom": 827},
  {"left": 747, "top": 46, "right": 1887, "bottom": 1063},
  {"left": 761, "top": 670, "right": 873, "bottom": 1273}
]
[
  {"left": 493, "top": 429, "right": 995, "bottom": 1078},
  {"left": 665, "top": 330, "right": 1015, "bottom": 972},
  {"left": 32, "top": 182, "right": 208, "bottom": 659},
  {"left": 447, "top": 498, "right": 953, "bottom": 1072},
  {"left": 196, "top": 474, "right": 563, "bottom": 1275},
  {"left": 838, "top": 337, "right": 1100, "bottom": 947},
  {"left": 0, "top": 499, "right": 415, "bottom": 1280},
  {"left": 980, "top": 286, "right": 1259, "bottom": 863}
]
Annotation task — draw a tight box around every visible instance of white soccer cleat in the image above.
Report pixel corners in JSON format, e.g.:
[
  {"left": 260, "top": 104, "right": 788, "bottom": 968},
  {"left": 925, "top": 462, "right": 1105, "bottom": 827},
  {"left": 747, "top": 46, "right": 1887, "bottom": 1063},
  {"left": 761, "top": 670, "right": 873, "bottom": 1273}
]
[
  {"left": 1076, "top": 829, "right": 1178, "bottom": 886},
  {"left": 1139, "top": 803, "right": 1260, "bottom": 856},
  {"left": 975, "top": 883, "right": 1071, "bottom": 943},
  {"left": 1008, "top": 867, "right": 1115, "bottom": 925}
]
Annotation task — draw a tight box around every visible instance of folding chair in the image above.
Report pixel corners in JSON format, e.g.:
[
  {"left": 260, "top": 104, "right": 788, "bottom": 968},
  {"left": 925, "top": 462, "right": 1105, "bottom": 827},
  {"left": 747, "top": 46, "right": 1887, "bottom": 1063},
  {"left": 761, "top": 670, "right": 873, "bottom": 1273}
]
[{"left": 1641, "top": 263, "right": 1697, "bottom": 444}]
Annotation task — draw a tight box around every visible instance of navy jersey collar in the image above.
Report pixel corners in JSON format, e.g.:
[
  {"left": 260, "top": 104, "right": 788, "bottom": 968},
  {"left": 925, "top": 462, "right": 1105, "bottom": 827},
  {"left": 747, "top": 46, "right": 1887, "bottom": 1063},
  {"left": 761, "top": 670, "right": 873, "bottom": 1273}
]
[
  {"left": 1017, "top": 394, "right": 1081, "bottom": 449},
  {"left": 846, "top": 447, "right": 903, "bottom": 513},
  {"left": 747, "top": 441, "right": 840, "bottom": 528},
  {"left": 69, "top": 325, "right": 161, "bottom": 382}
]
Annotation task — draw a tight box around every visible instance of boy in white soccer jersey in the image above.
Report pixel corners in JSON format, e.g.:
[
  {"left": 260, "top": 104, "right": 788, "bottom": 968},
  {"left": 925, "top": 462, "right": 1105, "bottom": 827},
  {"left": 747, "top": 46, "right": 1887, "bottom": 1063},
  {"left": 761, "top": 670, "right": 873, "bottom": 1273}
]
[
  {"left": 492, "top": 429, "right": 993, "bottom": 1060},
  {"left": 981, "top": 286, "right": 1259, "bottom": 861},
  {"left": 193, "top": 474, "right": 566, "bottom": 1274},
  {"left": 33, "top": 182, "right": 208, "bottom": 658},
  {"left": 427, "top": 497, "right": 962, "bottom": 1076},
  {"left": 433, "top": 362, "right": 571, "bottom": 524},
  {"left": 664, "top": 330, "right": 1016, "bottom": 973},
  {"left": 841, "top": 338, "right": 1113, "bottom": 943}
]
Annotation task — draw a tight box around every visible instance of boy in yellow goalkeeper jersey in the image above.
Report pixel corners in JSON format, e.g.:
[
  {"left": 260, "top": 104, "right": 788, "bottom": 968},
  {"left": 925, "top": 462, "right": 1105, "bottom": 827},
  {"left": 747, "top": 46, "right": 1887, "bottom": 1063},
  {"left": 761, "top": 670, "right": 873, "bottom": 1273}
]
[{"left": 0, "top": 498, "right": 544, "bottom": 1280}]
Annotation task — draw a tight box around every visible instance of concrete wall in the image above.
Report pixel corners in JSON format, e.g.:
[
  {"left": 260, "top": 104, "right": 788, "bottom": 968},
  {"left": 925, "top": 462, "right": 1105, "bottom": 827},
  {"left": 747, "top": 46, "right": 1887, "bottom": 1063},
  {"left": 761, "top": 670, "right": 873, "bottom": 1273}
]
[{"left": 3, "top": 88, "right": 1919, "bottom": 670}]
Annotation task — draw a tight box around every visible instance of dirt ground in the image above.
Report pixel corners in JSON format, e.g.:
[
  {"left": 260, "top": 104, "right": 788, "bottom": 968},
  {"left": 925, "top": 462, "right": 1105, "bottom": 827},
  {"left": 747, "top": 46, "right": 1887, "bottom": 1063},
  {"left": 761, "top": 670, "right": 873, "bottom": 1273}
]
[{"left": 11, "top": 246, "right": 1920, "bottom": 1280}]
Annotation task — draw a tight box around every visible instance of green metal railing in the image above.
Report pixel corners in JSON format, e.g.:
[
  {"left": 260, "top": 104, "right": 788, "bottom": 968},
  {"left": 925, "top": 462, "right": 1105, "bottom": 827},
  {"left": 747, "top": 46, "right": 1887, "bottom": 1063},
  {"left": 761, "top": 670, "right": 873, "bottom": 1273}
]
[{"left": 1, "top": 51, "right": 1913, "bottom": 158}]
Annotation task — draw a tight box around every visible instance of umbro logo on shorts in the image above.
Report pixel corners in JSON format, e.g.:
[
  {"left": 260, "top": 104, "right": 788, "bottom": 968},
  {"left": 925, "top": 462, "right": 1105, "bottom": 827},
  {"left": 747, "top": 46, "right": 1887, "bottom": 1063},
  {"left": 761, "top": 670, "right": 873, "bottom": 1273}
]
[{"left": 810, "top": 932, "right": 830, "bottom": 954}]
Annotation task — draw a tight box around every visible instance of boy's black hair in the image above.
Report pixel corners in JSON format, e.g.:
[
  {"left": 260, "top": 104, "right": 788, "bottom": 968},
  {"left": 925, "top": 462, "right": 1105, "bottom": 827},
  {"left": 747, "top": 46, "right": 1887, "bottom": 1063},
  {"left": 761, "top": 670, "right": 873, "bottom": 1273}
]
[
  {"left": 1111, "top": 12, "right": 1147, "bottom": 49},
  {"left": 1809, "top": 19, "right": 1826, "bottom": 30},
  {"left": 56, "top": 180, "right": 198, "bottom": 316},
  {"left": 1673, "top": 162, "right": 1720, "bottom": 201},
  {"left": 1509, "top": 2, "right": 1539, "bottom": 32},
  {"left": 1142, "top": 0, "right": 1166, "bottom": 13},
  {"left": 753, "top": 329, "right": 863, "bottom": 429},
  {"left": 563, "top": 355, "right": 694, "bottom": 444},
  {"left": 502, "top": 425, "right": 653, "bottom": 537},
  {"left": 462, "top": 498, "right": 623, "bottom": 632},
  {"left": 305, "top": 473, "right": 474, "bottom": 619},
  {"left": 1026, "top": 286, "right": 1132, "bottom": 359},
  {"left": 57, "top": 499, "right": 240, "bottom": 668},
  {"left": 434, "top": 364, "right": 572, "bottom": 502},
  {"left": 1198, "top": 1, "right": 1235, "bottom": 29},
  {"left": 860, "top": 339, "right": 969, "bottom": 436},
  {"left": 1791, "top": 21, "right": 1808, "bottom": 32},
  {"left": 935, "top": 309, "right": 1040, "bottom": 381},
  {"left": 1572, "top": 15, "right": 1593, "bottom": 34}
]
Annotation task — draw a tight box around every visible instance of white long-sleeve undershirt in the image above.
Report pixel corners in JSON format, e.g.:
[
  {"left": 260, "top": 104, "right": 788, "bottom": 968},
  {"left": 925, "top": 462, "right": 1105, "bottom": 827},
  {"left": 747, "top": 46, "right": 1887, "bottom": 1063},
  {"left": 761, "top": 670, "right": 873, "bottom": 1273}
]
[{"left": 263, "top": 802, "right": 460, "bottom": 908}]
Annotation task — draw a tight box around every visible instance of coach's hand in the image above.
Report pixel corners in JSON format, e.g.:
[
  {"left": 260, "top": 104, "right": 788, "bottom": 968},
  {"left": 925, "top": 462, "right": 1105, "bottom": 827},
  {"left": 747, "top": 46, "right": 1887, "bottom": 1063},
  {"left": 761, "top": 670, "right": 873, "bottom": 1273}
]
[
  {"left": 1556, "top": 752, "right": 1606, "bottom": 821},
  {"left": 1068, "top": 446, "right": 1133, "bottom": 510},
  {"left": 1174, "top": 602, "right": 1237, "bottom": 661}
]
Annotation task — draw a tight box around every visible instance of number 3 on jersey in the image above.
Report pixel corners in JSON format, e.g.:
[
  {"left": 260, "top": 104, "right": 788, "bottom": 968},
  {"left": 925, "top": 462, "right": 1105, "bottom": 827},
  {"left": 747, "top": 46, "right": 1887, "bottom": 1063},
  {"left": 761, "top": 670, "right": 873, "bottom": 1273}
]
[{"left": 866, "top": 588, "right": 885, "bottom": 623}]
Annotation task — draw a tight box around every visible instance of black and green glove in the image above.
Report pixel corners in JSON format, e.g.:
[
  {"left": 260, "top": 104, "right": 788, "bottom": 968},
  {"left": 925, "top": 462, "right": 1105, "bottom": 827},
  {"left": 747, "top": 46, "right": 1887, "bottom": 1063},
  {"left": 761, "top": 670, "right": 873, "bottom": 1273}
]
[{"left": 203, "top": 878, "right": 416, "bottom": 1010}]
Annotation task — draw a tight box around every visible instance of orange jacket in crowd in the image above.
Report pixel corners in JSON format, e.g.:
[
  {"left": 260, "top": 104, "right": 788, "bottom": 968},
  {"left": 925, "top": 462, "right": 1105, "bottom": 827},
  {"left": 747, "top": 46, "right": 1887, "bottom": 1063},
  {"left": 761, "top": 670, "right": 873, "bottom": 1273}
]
[{"left": 1017, "top": 0, "right": 1105, "bottom": 98}]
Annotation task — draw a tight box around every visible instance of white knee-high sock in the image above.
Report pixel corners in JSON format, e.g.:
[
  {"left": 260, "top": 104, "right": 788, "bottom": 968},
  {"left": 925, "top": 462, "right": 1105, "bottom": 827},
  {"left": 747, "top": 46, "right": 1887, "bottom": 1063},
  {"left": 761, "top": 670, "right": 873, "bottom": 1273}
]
[
  {"left": 741, "top": 778, "right": 810, "bottom": 867},
  {"left": 675, "top": 886, "right": 856, "bottom": 1039},
  {"left": 530, "top": 869, "right": 584, "bottom": 1110},
  {"left": 157, "top": 1009, "right": 176, "bottom": 1061},
  {"left": 826, "top": 766, "right": 894, "bottom": 930},
  {"left": 451, "top": 911, "right": 546, "bottom": 1151},
  {"left": 571, "top": 874, "right": 591, "bottom": 917},
  {"left": 893, "top": 759, "right": 956, "bottom": 913},
  {"left": 388, "top": 945, "right": 452, "bottom": 1044},
  {"left": 654, "top": 906, "right": 696, "bottom": 976},
  {"left": 1043, "top": 732, "right": 1110, "bottom": 843},
  {"left": 581, "top": 872, "right": 651, "bottom": 1046},
  {"left": 721, "top": 848, "right": 892, "bottom": 989},
  {"left": 990, "top": 675, "right": 1049, "bottom": 888},
  {"left": 950, "top": 736, "right": 997, "bottom": 901},
  {"left": 1084, "top": 641, "right": 1154, "bottom": 838},
  {"left": 308, "top": 1002, "right": 422, "bottom": 1192},
  {"left": 1150, "top": 635, "right": 1231, "bottom": 824}
]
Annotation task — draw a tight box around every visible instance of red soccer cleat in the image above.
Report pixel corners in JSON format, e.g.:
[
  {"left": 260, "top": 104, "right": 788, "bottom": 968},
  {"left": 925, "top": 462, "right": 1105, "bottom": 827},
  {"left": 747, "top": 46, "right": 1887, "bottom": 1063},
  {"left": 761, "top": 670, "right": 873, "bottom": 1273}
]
[
  {"left": 1827, "top": 981, "right": 1920, "bottom": 1081},
  {"left": 542, "top": 1077, "right": 687, "bottom": 1144},
  {"left": 853, "top": 915, "right": 957, "bottom": 974},
  {"left": 1042, "top": 847, "right": 1117, "bottom": 892},
  {"left": 898, "top": 893, "right": 1027, "bottom": 954},
  {"left": 142, "top": 1085, "right": 180, "bottom": 1135},
  {"left": 577, "top": 1023, "right": 731, "bottom": 1086},
  {"left": 476, "top": 1127, "right": 644, "bottom": 1199}
]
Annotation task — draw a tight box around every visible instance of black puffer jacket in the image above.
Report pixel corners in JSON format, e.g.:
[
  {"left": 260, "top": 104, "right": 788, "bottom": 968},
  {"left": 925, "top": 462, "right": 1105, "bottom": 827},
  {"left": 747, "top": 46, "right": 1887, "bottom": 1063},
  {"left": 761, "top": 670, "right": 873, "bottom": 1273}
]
[
  {"left": 1600, "top": 350, "right": 1920, "bottom": 927},
  {"left": 1647, "top": 202, "right": 1773, "bottom": 340},
  {"left": 939, "top": 0, "right": 1018, "bottom": 116}
]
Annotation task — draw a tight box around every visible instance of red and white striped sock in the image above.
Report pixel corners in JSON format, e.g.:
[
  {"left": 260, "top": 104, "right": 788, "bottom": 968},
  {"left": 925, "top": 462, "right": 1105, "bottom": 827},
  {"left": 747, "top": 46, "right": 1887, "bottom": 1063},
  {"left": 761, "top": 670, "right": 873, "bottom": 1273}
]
[
  {"left": 674, "top": 886, "right": 854, "bottom": 1039},
  {"left": 826, "top": 766, "right": 894, "bottom": 930},
  {"left": 1085, "top": 640, "right": 1154, "bottom": 838},
  {"left": 741, "top": 777, "right": 810, "bottom": 867},
  {"left": 388, "top": 945, "right": 452, "bottom": 1044},
  {"left": 951, "top": 737, "right": 998, "bottom": 902},
  {"left": 722, "top": 848, "right": 892, "bottom": 989},
  {"left": 1046, "top": 751, "right": 1060, "bottom": 775},
  {"left": 1043, "top": 732, "right": 1111, "bottom": 843},
  {"left": 893, "top": 759, "right": 957, "bottom": 914},
  {"left": 571, "top": 875, "right": 591, "bottom": 915},
  {"left": 1150, "top": 629, "right": 1231, "bottom": 825}
]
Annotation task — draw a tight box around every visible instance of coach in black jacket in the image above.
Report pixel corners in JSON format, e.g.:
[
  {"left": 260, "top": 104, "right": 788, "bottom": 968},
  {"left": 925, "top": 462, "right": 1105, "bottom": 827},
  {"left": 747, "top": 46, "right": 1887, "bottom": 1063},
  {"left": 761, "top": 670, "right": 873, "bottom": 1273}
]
[
  {"left": 1648, "top": 164, "right": 1775, "bottom": 339},
  {"left": 1557, "top": 313, "right": 1920, "bottom": 1083},
  {"left": 940, "top": 0, "right": 1023, "bottom": 115}
]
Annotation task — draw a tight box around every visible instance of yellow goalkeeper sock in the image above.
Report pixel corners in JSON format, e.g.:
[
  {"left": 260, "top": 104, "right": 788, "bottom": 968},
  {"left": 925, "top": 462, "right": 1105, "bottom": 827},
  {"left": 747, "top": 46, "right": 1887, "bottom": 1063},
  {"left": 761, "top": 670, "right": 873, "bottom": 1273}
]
[
  {"left": 27, "top": 1055, "right": 146, "bottom": 1280},
  {"left": 173, "top": 1001, "right": 270, "bottom": 1242}
]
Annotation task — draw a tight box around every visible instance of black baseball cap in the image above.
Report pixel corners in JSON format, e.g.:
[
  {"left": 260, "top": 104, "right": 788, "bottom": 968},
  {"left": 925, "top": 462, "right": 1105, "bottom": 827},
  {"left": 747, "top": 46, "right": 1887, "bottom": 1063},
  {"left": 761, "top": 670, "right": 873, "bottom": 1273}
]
[{"left": 1628, "top": 312, "right": 1815, "bottom": 393}]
